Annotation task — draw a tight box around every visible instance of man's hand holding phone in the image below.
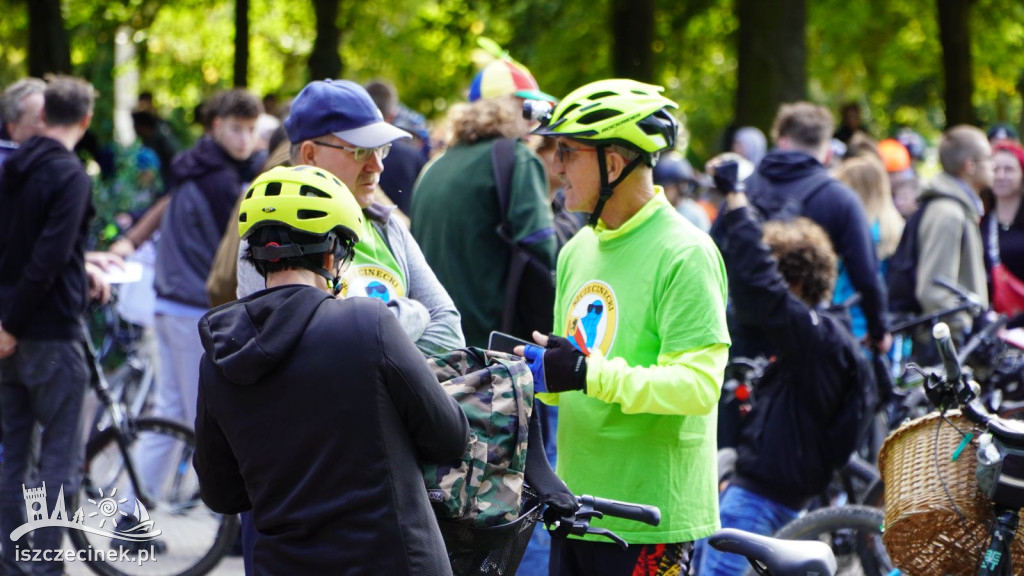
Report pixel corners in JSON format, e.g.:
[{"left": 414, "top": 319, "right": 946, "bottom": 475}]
[{"left": 513, "top": 331, "right": 588, "bottom": 394}]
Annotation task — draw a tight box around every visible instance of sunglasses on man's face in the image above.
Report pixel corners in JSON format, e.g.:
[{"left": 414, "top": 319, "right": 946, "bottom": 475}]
[
  {"left": 556, "top": 142, "right": 599, "bottom": 164},
  {"left": 313, "top": 140, "right": 393, "bottom": 163}
]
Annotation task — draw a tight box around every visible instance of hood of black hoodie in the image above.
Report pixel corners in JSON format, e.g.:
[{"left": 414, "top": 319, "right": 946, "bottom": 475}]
[
  {"left": 171, "top": 135, "right": 243, "bottom": 185},
  {"left": 0, "top": 136, "right": 72, "bottom": 194},
  {"left": 756, "top": 150, "right": 825, "bottom": 183},
  {"left": 198, "top": 285, "right": 331, "bottom": 386}
]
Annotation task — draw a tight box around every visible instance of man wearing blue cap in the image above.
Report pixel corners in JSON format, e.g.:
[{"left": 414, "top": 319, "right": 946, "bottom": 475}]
[{"left": 236, "top": 79, "right": 464, "bottom": 355}]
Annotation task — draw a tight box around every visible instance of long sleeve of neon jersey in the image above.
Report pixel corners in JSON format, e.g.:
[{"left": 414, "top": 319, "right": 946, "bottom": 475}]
[{"left": 578, "top": 343, "right": 728, "bottom": 415}]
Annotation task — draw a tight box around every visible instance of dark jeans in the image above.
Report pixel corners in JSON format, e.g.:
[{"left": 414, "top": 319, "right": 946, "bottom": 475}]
[
  {"left": 0, "top": 340, "right": 88, "bottom": 576},
  {"left": 550, "top": 537, "right": 692, "bottom": 576}
]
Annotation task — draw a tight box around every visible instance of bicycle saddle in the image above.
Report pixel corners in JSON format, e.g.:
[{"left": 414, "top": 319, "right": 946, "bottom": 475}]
[
  {"left": 986, "top": 415, "right": 1024, "bottom": 446},
  {"left": 708, "top": 528, "right": 837, "bottom": 576}
]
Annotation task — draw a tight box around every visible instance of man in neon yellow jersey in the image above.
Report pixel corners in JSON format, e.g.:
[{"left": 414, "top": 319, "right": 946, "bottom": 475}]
[{"left": 515, "top": 79, "right": 730, "bottom": 576}]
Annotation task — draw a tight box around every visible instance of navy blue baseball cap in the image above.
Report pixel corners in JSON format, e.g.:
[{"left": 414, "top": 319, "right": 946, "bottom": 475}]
[{"left": 285, "top": 79, "right": 411, "bottom": 146}]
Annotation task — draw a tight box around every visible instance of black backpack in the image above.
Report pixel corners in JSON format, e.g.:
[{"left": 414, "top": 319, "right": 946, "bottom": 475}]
[
  {"left": 826, "top": 333, "right": 880, "bottom": 469},
  {"left": 754, "top": 313, "right": 879, "bottom": 471},
  {"left": 886, "top": 195, "right": 965, "bottom": 314},
  {"left": 747, "top": 171, "right": 833, "bottom": 223},
  {"left": 491, "top": 138, "right": 556, "bottom": 340}
]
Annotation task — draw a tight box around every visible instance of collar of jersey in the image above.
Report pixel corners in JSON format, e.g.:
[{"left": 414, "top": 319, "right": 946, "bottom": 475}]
[{"left": 593, "top": 186, "right": 669, "bottom": 241}]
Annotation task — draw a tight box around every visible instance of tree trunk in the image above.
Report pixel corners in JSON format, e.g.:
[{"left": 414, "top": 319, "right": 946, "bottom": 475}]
[
  {"left": 734, "top": 0, "right": 807, "bottom": 136},
  {"left": 610, "top": 0, "right": 654, "bottom": 81},
  {"left": 234, "top": 0, "right": 249, "bottom": 87},
  {"left": 936, "top": 0, "right": 976, "bottom": 127},
  {"left": 28, "top": 0, "right": 71, "bottom": 77},
  {"left": 1018, "top": 72, "right": 1024, "bottom": 139},
  {"left": 309, "top": 0, "right": 343, "bottom": 81}
]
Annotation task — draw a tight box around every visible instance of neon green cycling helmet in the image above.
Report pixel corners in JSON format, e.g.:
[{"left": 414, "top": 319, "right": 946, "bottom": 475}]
[
  {"left": 239, "top": 165, "right": 363, "bottom": 290},
  {"left": 533, "top": 79, "right": 679, "bottom": 157},
  {"left": 532, "top": 79, "right": 680, "bottom": 226}
]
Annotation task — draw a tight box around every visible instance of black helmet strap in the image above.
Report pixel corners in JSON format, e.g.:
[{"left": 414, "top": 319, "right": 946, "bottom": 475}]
[
  {"left": 252, "top": 232, "right": 350, "bottom": 295},
  {"left": 588, "top": 146, "right": 645, "bottom": 227}
]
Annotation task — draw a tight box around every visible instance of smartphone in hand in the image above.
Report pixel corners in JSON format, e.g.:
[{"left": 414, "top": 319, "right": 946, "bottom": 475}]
[{"left": 488, "top": 331, "right": 532, "bottom": 355}]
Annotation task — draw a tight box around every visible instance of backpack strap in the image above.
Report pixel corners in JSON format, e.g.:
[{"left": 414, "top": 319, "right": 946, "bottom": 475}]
[
  {"left": 492, "top": 138, "right": 517, "bottom": 242},
  {"left": 748, "top": 170, "right": 834, "bottom": 221},
  {"left": 491, "top": 138, "right": 529, "bottom": 333},
  {"left": 785, "top": 171, "right": 834, "bottom": 215}
]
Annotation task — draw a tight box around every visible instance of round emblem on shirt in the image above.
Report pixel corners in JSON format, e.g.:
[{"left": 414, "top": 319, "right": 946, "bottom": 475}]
[
  {"left": 564, "top": 281, "right": 618, "bottom": 356},
  {"left": 339, "top": 264, "right": 404, "bottom": 303}
]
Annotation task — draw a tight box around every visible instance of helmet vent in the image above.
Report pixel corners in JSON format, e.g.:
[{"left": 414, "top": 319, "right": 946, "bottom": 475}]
[
  {"left": 264, "top": 182, "right": 283, "bottom": 197},
  {"left": 245, "top": 187, "right": 255, "bottom": 200},
  {"left": 299, "top": 185, "right": 331, "bottom": 199},
  {"left": 297, "top": 209, "right": 328, "bottom": 220},
  {"left": 239, "top": 213, "right": 247, "bottom": 223},
  {"left": 561, "top": 103, "right": 582, "bottom": 117},
  {"left": 587, "top": 91, "right": 618, "bottom": 100},
  {"left": 578, "top": 109, "right": 619, "bottom": 126}
]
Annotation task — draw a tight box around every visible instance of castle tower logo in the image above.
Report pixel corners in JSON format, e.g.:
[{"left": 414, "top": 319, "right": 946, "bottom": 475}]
[{"left": 10, "top": 482, "right": 161, "bottom": 543}]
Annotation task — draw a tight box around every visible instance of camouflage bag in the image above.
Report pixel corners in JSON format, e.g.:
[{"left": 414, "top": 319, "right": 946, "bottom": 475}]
[{"left": 422, "top": 348, "right": 534, "bottom": 527}]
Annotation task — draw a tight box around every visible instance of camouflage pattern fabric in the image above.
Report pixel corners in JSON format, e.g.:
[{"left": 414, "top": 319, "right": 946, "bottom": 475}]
[{"left": 422, "top": 348, "right": 534, "bottom": 527}]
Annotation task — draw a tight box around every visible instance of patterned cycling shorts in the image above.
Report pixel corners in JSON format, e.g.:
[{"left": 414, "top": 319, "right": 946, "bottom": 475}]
[{"left": 550, "top": 537, "right": 693, "bottom": 576}]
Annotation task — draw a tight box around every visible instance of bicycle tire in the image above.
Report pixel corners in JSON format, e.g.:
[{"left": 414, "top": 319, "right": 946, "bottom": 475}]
[
  {"left": 773, "top": 505, "right": 893, "bottom": 576},
  {"left": 70, "top": 417, "right": 238, "bottom": 576}
]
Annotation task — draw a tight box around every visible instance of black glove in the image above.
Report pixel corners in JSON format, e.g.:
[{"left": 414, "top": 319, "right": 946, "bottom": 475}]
[{"left": 523, "top": 334, "right": 588, "bottom": 394}]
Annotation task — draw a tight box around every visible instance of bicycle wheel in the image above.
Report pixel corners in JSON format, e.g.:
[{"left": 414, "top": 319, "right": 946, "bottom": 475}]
[
  {"left": 70, "top": 418, "right": 238, "bottom": 576},
  {"left": 773, "top": 505, "right": 893, "bottom": 576}
]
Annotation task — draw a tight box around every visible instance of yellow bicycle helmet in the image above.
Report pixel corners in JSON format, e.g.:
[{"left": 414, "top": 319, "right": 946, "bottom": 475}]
[
  {"left": 533, "top": 79, "right": 678, "bottom": 157},
  {"left": 531, "top": 79, "right": 680, "bottom": 226},
  {"left": 239, "top": 165, "right": 363, "bottom": 290}
]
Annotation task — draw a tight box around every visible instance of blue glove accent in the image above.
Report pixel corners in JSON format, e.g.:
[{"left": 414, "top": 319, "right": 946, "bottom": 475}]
[{"left": 523, "top": 344, "right": 548, "bottom": 393}]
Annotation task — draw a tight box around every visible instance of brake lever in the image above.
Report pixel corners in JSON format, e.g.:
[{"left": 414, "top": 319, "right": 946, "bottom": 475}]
[{"left": 586, "top": 526, "right": 628, "bottom": 550}]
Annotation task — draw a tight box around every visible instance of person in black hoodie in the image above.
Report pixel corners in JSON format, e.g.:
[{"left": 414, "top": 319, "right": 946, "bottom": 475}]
[
  {"left": 695, "top": 177, "right": 873, "bottom": 576},
  {"left": 127, "top": 90, "right": 262, "bottom": 519},
  {"left": 194, "top": 166, "right": 468, "bottom": 575},
  {"left": 0, "top": 75, "right": 96, "bottom": 576},
  {"left": 739, "top": 102, "right": 891, "bottom": 357}
]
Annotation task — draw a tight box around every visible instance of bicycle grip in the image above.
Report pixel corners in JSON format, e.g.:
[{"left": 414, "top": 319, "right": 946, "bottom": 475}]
[{"left": 580, "top": 495, "right": 661, "bottom": 526}]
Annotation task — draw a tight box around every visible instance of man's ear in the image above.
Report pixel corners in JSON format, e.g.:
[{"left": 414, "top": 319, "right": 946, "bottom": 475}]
[
  {"left": 962, "top": 158, "right": 977, "bottom": 178},
  {"left": 80, "top": 111, "right": 94, "bottom": 131},
  {"left": 298, "top": 141, "right": 317, "bottom": 166},
  {"left": 605, "top": 149, "right": 628, "bottom": 182}
]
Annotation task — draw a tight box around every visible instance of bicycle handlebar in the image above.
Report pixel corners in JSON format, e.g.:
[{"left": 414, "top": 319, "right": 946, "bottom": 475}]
[
  {"left": 579, "top": 495, "right": 661, "bottom": 527},
  {"left": 926, "top": 323, "right": 1024, "bottom": 446},
  {"left": 545, "top": 495, "right": 661, "bottom": 550},
  {"left": 890, "top": 278, "right": 985, "bottom": 335},
  {"left": 932, "top": 277, "right": 982, "bottom": 306}
]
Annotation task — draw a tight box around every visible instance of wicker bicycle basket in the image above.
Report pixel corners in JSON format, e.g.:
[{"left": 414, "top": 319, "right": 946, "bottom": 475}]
[{"left": 879, "top": 410, "right": 1024, "bottom": 575}]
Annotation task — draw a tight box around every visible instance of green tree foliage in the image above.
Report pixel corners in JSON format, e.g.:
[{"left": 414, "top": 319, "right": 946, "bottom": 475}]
[{"left": 2, "top": 0, "right": 1024, "bottom": 164}]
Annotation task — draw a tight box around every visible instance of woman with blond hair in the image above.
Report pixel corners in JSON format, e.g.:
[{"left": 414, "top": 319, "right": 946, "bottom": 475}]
[{"left": 835, "top": 154, "right": 905, "bottom": 338}]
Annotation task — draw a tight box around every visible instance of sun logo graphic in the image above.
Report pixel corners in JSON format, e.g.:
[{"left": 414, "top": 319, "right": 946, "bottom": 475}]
[
  {"left": 10, "top": 482, "right": 161, "bottom": 543},
  {"left": 87, "top": 487, "right": 131, "bottom": 529},
  {"left": 340, "top": 264, "right": 404, "bottom": 303},
  {"left": 564, "top": 281, "right": 618, "bottom": 356}
]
